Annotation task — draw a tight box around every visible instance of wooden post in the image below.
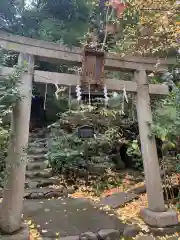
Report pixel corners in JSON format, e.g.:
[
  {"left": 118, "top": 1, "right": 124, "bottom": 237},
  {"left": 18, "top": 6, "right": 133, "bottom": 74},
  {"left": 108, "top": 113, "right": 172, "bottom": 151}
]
[
  {"left": 134, "top": 69, "right": 166, "bottom": 212},
  {"left": 0, "top": 53, "right": 34, "bottom": 233}
]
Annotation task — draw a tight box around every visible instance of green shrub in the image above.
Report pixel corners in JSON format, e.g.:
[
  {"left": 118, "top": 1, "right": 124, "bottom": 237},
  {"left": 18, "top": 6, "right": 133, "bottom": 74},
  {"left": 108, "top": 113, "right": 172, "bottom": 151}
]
[
  {"left": 47, "top": 98, "right": 136, "bottom": 174},
  {"left": 127, "top": 140, "right": 143, "bottom": 170}
]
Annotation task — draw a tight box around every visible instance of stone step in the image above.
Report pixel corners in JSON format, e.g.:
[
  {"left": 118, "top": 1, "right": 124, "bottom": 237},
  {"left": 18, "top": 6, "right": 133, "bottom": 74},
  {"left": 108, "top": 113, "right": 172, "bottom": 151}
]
[
  {"left": 24, "top": 187, "right": 65, "bottom": 199},
  {"left": 0, "top": 186, "right": 75, "bottom": 199},
  {"left": 28, "top": 147, "right": 47, "bottom": 155},
  {"left": 26, "top": 161, "right": 49, "bottom": 171},
  {"left": 28, "top": 141, "right": 47, "bottom": 148},
  {"left": 29, "top": 135, "right": 46, "bottom": 141},
  {"left": 29, "top": 131, "right": 46, "bottom": 138},
  {"left": 30, "top": 128, "right": 45, "bottom": 133},
  {"left": 28, "top": 153, "right": 47, "bottom": 161},
  {"left": 29, "top": 137, "right": 47, "bottom": 144},
  {"left": 26, "top": 169, "right": 52, "bottom": 179},
  {"left": 25, "top": 178, "right": 60, "bottom": 189}
]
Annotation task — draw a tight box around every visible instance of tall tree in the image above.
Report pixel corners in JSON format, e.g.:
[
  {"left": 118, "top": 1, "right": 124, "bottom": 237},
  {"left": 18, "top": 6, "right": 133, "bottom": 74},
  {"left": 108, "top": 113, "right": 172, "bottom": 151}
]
[
  {"left": 111, "top": 0, "right": 179, "bottom": 56},
  {"left": 0, "top": 0, "right": 18, "bottom": 29}
]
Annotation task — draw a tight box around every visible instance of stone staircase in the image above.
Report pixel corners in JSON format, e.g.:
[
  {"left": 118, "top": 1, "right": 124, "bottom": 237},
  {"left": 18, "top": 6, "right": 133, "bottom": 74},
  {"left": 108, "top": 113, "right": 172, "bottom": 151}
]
[{"left": 24, "top": 129, "right": 64, "bottom": 199}]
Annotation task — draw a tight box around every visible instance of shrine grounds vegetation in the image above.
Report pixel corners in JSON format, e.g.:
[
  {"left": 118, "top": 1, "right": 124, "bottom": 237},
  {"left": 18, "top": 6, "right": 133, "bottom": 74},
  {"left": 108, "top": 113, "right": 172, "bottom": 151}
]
[
  {"left": 47, "top": 80, "right": 180, "bottom": 172},
  {"left": 45, "top": 68, "right": 180, "bottom": 201}
]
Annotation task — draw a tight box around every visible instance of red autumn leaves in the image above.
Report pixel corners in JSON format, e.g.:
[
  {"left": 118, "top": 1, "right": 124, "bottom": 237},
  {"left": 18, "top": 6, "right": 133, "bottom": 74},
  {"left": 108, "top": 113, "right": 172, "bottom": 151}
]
[{"left": 109, "top": 0, "right": 127, "bottom": 17}]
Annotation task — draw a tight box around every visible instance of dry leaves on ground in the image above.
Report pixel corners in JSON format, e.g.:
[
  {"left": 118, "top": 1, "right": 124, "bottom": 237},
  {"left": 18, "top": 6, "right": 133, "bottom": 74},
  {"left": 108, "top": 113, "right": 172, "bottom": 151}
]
[
  {"left": 25, "top": 220, "right": 42, "bottom": 240},
  {"left": 115, "top": 193, "right": 180, "bottom": 234},
  {"left": 115, "top": 193, "right": 149, "bottom": 231}
]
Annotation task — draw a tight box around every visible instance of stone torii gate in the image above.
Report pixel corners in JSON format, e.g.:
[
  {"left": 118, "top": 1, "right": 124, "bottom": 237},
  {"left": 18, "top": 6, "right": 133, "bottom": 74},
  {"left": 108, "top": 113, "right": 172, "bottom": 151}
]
[{"left": 0, "top": 30, "right": 178, "bottom": 235}]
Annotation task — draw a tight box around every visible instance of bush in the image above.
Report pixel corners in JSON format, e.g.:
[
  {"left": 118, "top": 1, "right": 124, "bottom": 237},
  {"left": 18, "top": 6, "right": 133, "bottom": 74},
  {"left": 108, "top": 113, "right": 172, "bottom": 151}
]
[
  {"left": 48, "top": 127, "right": 116, "bottom": 173},
  {"left": 47, "top": 97, "right": 137, "bottom": 174},
  {"left": 127, "top": 140, "right": 143, "bottom": 170}
]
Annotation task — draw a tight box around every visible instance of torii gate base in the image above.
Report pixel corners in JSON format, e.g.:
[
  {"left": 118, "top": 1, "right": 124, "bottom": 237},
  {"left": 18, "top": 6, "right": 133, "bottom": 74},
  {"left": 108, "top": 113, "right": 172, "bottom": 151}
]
[{"left": 0, "top": 224, "right": 29, "bottom": 239}]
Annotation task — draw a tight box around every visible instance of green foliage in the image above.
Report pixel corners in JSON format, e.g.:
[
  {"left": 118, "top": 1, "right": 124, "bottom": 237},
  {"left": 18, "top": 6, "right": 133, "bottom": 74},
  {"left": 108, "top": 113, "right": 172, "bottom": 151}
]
[
  {"left": 152, "top": 86, "right": 180, "bottom": 150},
  {"left": 48, "top": 127, "right": 117, "bottom": 173},
  {"left": 0, "top": 0, "right": 18, "bottom": 29},
  {"left": 1, "top": 0, "right": 179, "bottom": 55},
  {"left": 0, "top": 49, "right": 26, "bottom": 116},
  {"left": 0, "top": 0, "right": 91, "bottom": 47},
  {"left": 47, "top": 96, "right": 136, "bottom": 174},
  {"left": 113, "top": 0, "right": 179, "bottom": 56},
  {"left": 0, "top": 66, "right": 24, "bottom": 116},
  {"left": 0, "top": 50, "right": 25, "bottom": 185},
  {"left": 127, "top": 140, "right": 143, "bottom": 170},
  {"left": 151, "top": 66, "right": 180, "bottom": 209},
  {"left": 127, "top": 85, "right": 180, "bottom": 172}
]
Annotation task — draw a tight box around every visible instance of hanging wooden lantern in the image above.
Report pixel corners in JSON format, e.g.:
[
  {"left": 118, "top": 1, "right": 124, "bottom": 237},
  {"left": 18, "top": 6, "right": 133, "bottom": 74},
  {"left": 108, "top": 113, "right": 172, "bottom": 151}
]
[{"left": 81, "top": 47, "right": 105, "bottom": 92}]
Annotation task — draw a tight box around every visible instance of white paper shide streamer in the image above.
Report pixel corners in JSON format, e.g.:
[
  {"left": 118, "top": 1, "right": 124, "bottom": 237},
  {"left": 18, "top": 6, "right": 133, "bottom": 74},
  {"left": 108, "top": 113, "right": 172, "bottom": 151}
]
[
  {"left": 121, "top": 85, "right": 128, "bottom": 115},
  {"left": 123, "top": 85, "right": 128, "bottom": 103},
  {"left": 76, "top": 84, "right": 82, "bottom": 102},
  {"left": 104, "top": 85, "right": 109, "bottom": 106}
]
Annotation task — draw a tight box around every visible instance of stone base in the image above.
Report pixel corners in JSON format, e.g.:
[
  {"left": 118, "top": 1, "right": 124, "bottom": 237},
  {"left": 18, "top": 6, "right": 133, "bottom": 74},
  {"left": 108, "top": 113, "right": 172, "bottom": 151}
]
[
  {"left": 150, "top": 224, "right": 180, "bottom": 237},
  {"left": 140, "top": 208, "right": 179, "bottom": 228},
  {"left": 136, "top": 236, "right": 179, "bottom": 240},
  {"left": 0, "top": 224, "right": 29, "bottom": 240}
]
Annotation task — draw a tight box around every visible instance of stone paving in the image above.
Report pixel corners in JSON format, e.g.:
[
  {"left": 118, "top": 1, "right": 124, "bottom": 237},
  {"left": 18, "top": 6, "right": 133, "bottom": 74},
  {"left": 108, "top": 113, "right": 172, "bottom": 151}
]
[{"left": 23, "top": 198, "right": 126, "bottom": 239}]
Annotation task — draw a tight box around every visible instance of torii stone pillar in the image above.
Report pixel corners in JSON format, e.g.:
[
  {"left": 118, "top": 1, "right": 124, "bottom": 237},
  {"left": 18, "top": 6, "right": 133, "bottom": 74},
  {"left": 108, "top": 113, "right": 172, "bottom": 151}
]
[
  {"left": 0, "top": 53, "right": 34, "bottom": 233},
  {"left": 134, "top": 69, "right": 179, "bottom": 228}
]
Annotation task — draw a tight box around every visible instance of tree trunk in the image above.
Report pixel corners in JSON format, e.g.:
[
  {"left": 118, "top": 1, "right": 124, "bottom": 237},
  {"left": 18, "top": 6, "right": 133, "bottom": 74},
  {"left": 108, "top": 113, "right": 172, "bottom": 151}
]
[{"left": 0, "top": 53, "right": 34, "bottom": 233}]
